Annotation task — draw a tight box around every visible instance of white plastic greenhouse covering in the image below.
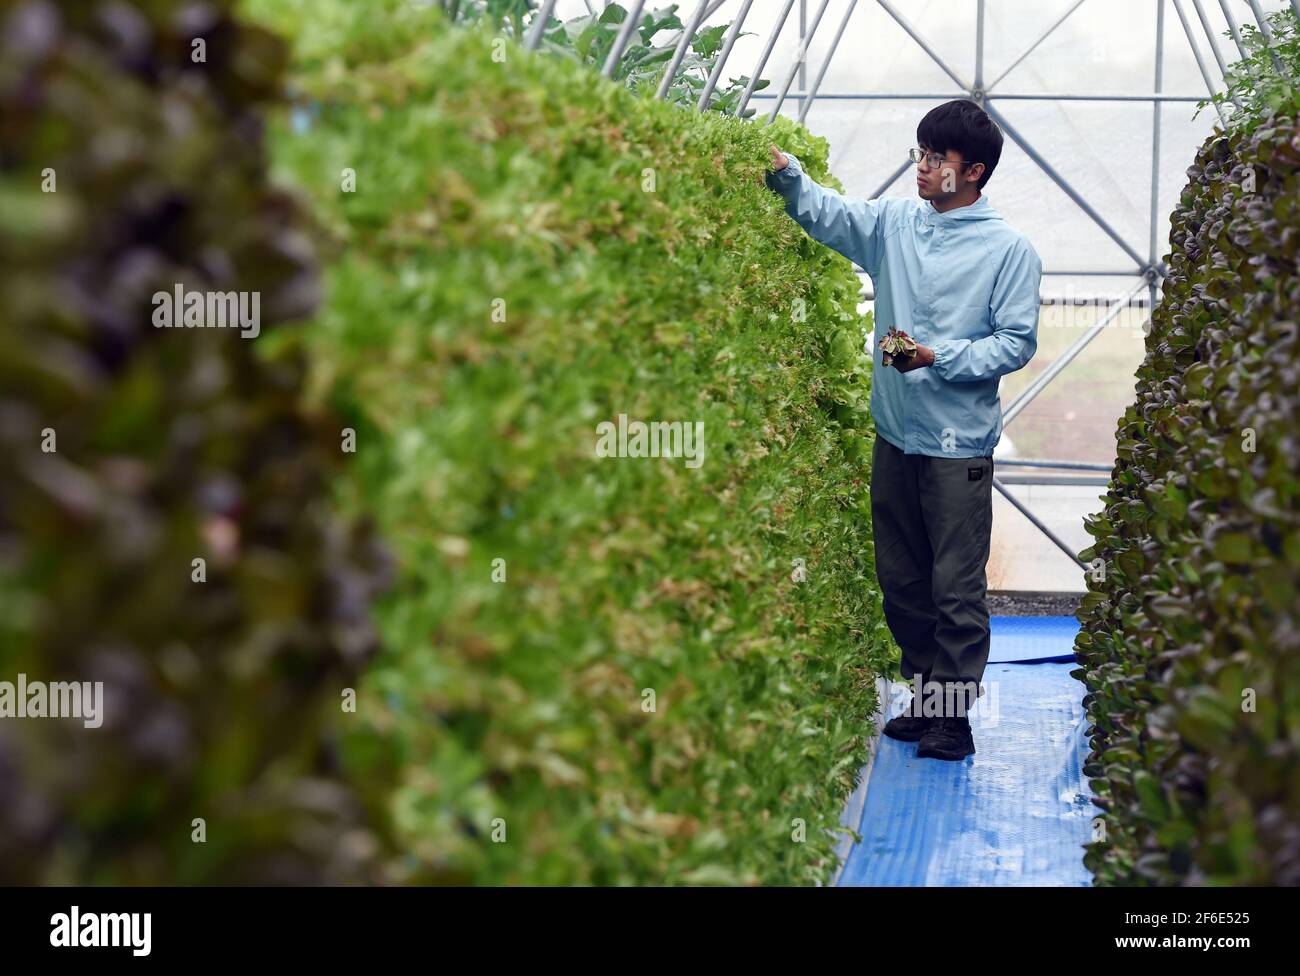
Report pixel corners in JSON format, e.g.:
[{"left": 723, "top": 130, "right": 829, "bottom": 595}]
[{"left": 551, "top": 0, "right": 1293, "bottom": 590}]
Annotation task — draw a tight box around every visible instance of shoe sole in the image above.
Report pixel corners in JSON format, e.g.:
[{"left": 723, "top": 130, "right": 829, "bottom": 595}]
[{"left": 917, "top": 744, "right": 976, "bottom": 761}]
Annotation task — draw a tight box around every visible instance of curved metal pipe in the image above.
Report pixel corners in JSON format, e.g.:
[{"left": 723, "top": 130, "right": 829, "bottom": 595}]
[
  {"left": 525, "top": 0, "right": 559, "bottom": 51},
  {"left": 657, "top": 0, "right": 714, "bottom": 98},
  {"left": 798, "top": 0, "right": 860, "bottom": 124},
  {"left": 767, "top": 0, "right": 832, "bottom": 122},
  {"left": 697, "top": 0, "right": 756, "bottom": 111},
  {"left": 737, "top": 0, "right": 798, "bottom": 118},
  {"left": 602, "top": 0, "right": 649, "bottom": 78}
]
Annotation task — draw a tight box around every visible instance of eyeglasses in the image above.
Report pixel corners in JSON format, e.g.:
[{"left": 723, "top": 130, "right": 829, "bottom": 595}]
[{"left": 909, "top": 148, "right": 974, "bottom": 170}]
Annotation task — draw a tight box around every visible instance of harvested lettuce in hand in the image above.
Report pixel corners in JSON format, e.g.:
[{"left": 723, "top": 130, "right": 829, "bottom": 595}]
[{"left": 879, "top": 328, "right": 918, "bottom": 367}]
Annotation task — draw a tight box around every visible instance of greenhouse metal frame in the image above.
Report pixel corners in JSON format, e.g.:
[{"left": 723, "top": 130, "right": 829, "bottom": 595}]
[{"left": 561, "top": 0, "right": 1297, "bottom": 568}]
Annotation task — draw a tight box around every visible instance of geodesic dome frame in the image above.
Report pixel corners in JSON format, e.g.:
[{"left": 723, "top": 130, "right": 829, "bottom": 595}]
[{"left": 525, "top": 0, "right": 1294, "bottom": 569}]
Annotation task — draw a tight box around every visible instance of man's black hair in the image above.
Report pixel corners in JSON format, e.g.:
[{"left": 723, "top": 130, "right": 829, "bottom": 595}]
[{"left": 917, "top": 99, "right": 1003, "bottom": 191}]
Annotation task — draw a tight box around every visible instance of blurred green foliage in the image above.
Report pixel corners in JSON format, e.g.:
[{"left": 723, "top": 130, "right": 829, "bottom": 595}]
[
  {"left": 0, "top": 0, "right": 391, "bottom": 882},
  {"left": 1076, "top": 115, "right": 1300, "bottom": 885},
  {"left": 251, "top": 0, "right": 889, "bottom": 884}
]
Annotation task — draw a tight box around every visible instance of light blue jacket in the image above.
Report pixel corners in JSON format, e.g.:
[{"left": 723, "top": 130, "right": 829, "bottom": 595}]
[{"left": 767, "top": 152, "right": 1042, "bottom": 458}]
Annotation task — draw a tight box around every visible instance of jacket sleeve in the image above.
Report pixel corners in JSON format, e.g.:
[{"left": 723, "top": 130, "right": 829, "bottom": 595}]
[
  {"left": 929, "top": 240, "right": 1041, "bottom": 383},
  {"left": 765, "top": 151, "right": 892, "bottom": 275}
]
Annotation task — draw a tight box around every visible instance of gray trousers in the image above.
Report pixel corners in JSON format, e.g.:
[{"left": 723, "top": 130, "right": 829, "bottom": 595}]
[{"left": 870, "top": 435, "right": 993, "bottom": 716}]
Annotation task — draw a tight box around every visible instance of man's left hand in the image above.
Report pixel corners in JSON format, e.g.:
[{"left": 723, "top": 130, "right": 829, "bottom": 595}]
[{"left": 892, "top": 343, "right": 935, "bottom": 373}]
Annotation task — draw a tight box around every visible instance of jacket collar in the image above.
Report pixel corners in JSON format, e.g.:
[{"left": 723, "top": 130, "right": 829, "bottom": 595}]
[{"left": 924, "top": 193, "right": 994, "bottom": 225}]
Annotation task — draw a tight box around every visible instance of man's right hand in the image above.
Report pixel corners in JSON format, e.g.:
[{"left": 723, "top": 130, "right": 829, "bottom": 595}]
[{"left": 769, "top": 145, "right": 789, "bottom": 171}]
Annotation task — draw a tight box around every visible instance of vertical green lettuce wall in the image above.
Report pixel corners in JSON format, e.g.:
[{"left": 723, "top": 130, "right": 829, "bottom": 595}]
[
  {"left": 1077, "top": 116, "right": 1300, "bottom": 886},
  {"left": 253, "top": 0, "right": 892, "bottom": 884}
]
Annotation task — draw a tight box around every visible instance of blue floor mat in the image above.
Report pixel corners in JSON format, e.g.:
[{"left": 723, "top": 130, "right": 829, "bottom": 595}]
[
  {"left": 837, "top": 649, "right": 1095, "bottom": 887},
  {"left": 989, "top": 615, "right": 1079, "bottom": 663}
]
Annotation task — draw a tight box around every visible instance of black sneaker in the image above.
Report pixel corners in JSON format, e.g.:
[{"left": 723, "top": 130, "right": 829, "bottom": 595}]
[
  {"left": 917, "top": 716, "right": 976, "bottom": 761},
  {"left": 882, "top": 698, "right": 933, "bottom": 742}
]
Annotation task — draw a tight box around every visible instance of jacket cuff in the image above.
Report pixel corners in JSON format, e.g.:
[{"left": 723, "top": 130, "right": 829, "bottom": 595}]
[
  {"left": 928, "top": 338, "right": 970, "bottom": 378},
  {"left": 771, "top": 152, "right": 803, "bottom": 181}
]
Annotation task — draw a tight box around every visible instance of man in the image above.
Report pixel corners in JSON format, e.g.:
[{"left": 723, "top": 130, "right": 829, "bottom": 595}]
[{"left": 765, "top": 99, "right": 1042, "bottom": 761}]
